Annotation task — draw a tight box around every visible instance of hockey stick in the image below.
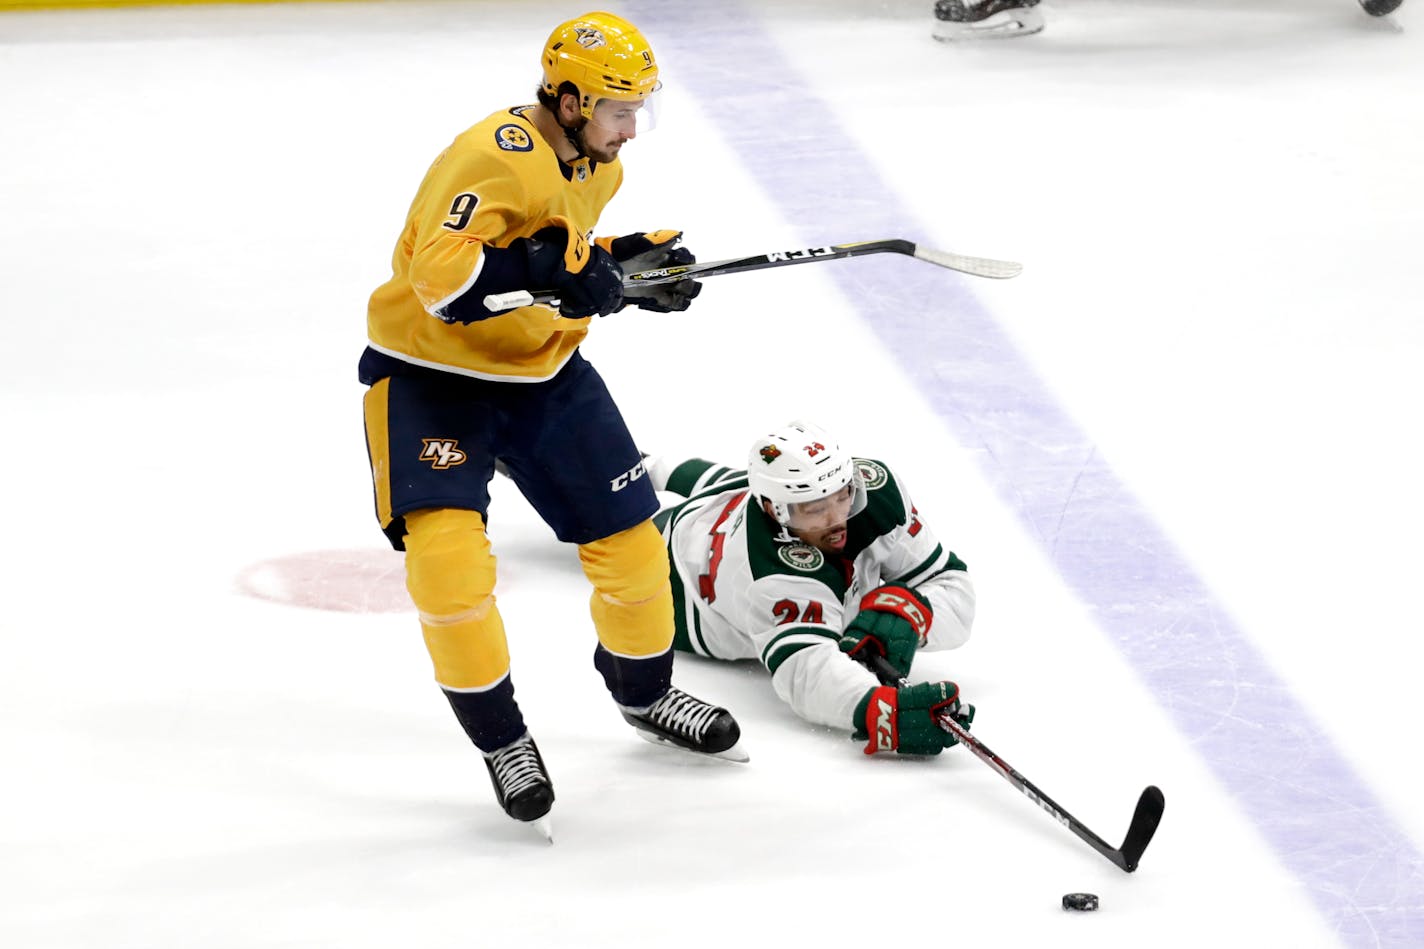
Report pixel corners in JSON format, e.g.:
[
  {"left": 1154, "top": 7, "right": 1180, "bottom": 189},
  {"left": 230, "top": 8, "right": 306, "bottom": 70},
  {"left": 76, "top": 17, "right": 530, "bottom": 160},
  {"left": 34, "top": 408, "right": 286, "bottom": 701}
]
[
  {"left": 482, "top": 239, "right": 1021, "bottom": 313},
  {"left": 865, "top": 653, "right": 1164, "bottom": 873}
]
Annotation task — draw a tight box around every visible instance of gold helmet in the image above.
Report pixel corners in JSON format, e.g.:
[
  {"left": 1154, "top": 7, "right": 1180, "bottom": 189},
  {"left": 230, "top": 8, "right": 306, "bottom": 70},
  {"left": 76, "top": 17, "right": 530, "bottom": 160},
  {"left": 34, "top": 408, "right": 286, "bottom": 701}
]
[{"left": 540, "top": 11, "right": 661, "bottom": 123}]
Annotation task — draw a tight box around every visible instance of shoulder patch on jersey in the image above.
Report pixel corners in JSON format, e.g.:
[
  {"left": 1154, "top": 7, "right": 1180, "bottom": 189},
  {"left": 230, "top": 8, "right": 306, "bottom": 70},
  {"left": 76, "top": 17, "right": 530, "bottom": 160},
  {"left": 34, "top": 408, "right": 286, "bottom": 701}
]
[
  {"left": 494, "top": 124, "right": 533, "bottom": 152},
  {"left": 508, "top": 105, "right": 535, "bottom": 118},
  {"left": 776, "top": 543, "right": 825, "bottom": 572},
  {"left": 842, "top": 459, "right": 908, "bottom": 559},
  {"left": 857, "top": 459, "right": 889, "bottom": 490}
]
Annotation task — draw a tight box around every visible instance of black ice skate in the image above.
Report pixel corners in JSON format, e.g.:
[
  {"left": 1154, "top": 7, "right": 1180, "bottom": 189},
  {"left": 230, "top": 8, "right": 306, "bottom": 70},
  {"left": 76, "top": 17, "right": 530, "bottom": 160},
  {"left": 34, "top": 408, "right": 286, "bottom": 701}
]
[
  {"left": 483, "top": 732, "right": 555, "bottom": 837},
  {"left": 933, "top": 0, "right": 1044, "bottom": 40},
  {"left": 620, "top": 688, "right": 748, "bottom": 762}
]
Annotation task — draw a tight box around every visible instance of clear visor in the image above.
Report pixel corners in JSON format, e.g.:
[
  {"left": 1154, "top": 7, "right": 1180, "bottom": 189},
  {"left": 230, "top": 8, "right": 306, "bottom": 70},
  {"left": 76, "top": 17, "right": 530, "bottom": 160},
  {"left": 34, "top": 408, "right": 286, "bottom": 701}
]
[
  {"left": 588, "top": 86, "right": 661, "bottom": 136},
  {"left": 785, "top": 483, "right": 855, "bottom": 532}
]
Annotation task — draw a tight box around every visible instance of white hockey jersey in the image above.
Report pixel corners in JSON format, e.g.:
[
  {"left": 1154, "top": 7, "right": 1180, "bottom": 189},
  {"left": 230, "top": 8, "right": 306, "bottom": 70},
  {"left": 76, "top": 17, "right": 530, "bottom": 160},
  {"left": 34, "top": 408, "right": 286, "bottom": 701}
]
[{"left": 655, "top": 457, "right": 975, "bottom": 732}]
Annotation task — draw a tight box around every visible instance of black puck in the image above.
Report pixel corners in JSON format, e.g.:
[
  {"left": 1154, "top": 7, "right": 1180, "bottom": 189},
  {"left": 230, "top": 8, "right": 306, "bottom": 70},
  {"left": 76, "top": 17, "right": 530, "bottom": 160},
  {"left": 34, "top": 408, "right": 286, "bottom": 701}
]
[
  {"left": 1062, "top": 892, "right": 1099, "bottom": 912},
  {"left": 1361, "top": 0, "right": 1402, "bottom": 17}
]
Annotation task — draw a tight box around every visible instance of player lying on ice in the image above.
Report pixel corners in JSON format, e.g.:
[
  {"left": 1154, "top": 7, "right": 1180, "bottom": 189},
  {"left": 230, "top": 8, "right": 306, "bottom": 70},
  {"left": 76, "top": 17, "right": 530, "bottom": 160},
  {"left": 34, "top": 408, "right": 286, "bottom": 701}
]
[{"left": 648, "top": 420, "right": 978, "bottom": 756}]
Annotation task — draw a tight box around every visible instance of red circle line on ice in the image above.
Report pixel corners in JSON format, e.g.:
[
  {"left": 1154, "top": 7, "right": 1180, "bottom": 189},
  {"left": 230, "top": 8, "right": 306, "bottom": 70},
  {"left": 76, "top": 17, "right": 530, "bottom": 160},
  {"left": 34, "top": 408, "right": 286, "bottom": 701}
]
[{"left": 235, "top": 549, "right": 411, "bottom": 614}]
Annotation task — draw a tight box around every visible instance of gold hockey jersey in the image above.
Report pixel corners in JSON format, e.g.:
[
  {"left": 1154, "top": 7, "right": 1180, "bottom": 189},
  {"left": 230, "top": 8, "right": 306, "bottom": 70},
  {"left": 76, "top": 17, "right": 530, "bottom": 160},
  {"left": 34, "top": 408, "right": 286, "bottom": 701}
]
[{"left": 366, "top": 105, "right": 622, "bottom": 382}]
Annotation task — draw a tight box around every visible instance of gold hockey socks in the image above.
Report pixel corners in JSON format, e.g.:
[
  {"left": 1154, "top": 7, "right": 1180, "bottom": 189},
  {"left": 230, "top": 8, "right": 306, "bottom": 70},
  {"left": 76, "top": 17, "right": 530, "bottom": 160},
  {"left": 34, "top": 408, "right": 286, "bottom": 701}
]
[
  {"left": 403, "top": 508, "right": 510, "bottom": 690},
  {"left": 577, "top": 519, "right": 675, "bottom": 658}
]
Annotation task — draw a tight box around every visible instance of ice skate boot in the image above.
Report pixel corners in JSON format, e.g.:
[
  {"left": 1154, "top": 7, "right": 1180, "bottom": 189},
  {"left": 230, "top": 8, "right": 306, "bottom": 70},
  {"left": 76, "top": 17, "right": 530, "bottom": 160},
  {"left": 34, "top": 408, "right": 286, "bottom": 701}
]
[
  {"left": 621, "top": 688, "right": 748, "bottom": 762},
  {"left": 483, "top": 732, "right": 555, "bottom": 836},
  {"left": 933, "top": 0, "right": 1044, "bottom": 41}
]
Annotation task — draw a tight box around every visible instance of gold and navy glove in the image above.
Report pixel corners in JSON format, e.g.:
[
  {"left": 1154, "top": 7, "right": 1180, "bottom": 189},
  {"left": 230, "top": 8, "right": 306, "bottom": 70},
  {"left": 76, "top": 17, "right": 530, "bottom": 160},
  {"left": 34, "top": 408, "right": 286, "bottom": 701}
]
[
  {"left": 838, "top": 585, "right": 933, "bottom": 679},
  {"left": 605, "top": 230, "right": 701, "bottom": 313},
  {"left": 434, "top": 227, "right": 621, "bottom": 324},
  {"left": 527, "top": 228, "right": 624, "bottom": 319}
]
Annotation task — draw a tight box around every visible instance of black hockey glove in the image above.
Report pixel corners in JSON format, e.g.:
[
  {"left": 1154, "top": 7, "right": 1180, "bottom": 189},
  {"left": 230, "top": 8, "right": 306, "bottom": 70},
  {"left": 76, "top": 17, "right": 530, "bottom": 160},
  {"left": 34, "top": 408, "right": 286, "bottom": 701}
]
[
  {"left": 838, "top": 585, "right": 933, "bottom": 679},
  {"left": 606, "top": 230, "right": 702, "bottom": 313},
  {"left": 526, "top": 228, "right": 624, "bottom": 319}
]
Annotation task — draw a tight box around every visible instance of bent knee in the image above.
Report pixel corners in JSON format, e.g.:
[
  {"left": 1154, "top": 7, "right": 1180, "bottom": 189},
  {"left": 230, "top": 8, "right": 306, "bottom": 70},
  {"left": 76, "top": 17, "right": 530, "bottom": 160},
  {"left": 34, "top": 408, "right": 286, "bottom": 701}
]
[
  {"left": 578, "top": 520, "right": 670, "bottom": 603},
  {"left": 404, "top": 508, "right": 497, "bottom": 619}
]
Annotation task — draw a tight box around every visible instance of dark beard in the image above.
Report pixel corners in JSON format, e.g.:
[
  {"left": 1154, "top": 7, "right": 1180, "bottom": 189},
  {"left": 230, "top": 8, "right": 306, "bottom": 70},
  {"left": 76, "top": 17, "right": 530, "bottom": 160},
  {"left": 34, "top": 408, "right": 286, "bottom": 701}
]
[{"left": 563, "top": 119, "right": 619, "bottom": 164}]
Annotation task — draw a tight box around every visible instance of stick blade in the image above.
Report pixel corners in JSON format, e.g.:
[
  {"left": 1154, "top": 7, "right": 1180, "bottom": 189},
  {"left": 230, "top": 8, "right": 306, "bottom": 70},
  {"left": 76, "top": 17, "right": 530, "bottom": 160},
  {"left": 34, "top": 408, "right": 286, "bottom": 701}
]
[
  {"left": 1116, "top": 785, "right": 1165, "bottom": 872},
  {"left": 912, "top": 246, "right": 1023, "bottom": 279}
]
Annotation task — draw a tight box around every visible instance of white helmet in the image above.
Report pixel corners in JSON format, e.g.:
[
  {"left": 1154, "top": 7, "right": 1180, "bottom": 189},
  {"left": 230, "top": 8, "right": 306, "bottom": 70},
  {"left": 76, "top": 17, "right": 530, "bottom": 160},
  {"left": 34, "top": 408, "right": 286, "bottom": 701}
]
[{"left": 747, "top": 420, "right": 867, "bottom": 531}]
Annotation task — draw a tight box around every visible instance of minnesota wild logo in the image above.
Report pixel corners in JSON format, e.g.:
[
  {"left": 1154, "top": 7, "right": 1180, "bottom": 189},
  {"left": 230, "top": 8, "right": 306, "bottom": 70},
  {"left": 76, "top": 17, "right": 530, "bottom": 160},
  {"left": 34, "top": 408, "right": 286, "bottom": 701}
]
[
  {"left": 759, "top": 445, "right": 782, "bottom": 464},
  {"left": 856, "top": 459, "right": 889, "bottom": 490},
  {"left": 776, "top": 543, "right": 824, "bottom": 572}
]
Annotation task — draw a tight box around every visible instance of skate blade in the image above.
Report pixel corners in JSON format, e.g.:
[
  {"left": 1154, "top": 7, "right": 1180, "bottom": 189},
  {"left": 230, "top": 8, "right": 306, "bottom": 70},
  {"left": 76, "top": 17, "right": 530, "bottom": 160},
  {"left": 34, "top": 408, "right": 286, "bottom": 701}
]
[
  {"left": 933, "top": 8, "right": 1044, "bottom": 41},
  {"left": 633, "top": 728, "right": 751, "bottom": 763}
]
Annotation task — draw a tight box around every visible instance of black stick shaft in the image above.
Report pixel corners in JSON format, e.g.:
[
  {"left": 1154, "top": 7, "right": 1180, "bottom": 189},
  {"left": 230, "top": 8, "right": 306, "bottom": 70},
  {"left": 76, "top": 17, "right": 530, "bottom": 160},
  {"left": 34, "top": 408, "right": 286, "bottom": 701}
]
[
  {"left": 481, "top": 238, "right": 1020, "bottom": 313},
  {"left": 621, "top": 239, "right": 917, "bottom": 289},
  {"left": 865, "top": 653, "right": 1162, "bottom": 872}
]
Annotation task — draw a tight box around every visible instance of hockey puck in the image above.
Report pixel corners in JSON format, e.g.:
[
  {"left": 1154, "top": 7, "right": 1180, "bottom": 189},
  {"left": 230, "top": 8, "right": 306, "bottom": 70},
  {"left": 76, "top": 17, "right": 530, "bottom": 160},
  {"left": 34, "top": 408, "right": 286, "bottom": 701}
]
[
  {"left": 1061, "top": 893, "right": 1099, "bottom": 912},
  {"left": 1361, "top": 0, "right": 1403, "bottom": 17}
]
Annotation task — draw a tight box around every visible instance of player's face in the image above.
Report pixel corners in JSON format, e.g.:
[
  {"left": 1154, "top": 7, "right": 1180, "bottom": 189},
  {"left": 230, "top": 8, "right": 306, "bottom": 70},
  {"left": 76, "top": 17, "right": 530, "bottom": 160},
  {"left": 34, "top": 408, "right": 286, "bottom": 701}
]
[
  {"left": 577, "top": 120, "right": 628, "bottom": 163},
  {"left": 787, "top": 484, "right": 854, "bottom": 554},
  {"left": 580, "top": 97, "right": 651, "bottom": 162}
]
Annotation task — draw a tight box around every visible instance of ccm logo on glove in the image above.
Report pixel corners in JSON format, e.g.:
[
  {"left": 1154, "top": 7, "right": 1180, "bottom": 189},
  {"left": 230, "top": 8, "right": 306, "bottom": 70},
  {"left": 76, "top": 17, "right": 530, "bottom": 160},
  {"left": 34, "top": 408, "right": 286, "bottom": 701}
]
[
  {"left": 863, "top": 587, "right": 931, "bottom": 643},
  {"left": 870, "top": 694, "right": 897, "bottom": 752}
]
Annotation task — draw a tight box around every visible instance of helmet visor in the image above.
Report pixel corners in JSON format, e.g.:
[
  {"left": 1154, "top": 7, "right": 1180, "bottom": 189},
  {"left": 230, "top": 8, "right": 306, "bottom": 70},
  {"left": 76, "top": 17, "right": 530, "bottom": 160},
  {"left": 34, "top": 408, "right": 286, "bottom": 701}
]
[
  {"left": 588, "top": 86, "right": 661, "bottom": 136},
  {"left": 784, "top": 484, "right": 855, "bottom": 533}
]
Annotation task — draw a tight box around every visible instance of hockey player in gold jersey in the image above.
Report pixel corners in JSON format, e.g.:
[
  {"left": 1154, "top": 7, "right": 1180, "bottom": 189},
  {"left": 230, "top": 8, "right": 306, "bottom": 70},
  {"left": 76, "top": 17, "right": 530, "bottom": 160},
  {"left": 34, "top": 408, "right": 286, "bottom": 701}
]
[{"left": 360, "top": 11, "right": 743, "bottom": 834}]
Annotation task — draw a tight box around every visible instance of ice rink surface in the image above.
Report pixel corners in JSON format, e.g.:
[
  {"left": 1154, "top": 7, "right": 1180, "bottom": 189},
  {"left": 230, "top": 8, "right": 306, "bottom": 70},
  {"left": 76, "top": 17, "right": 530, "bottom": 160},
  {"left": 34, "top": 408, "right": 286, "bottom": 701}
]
[{"left": 2, "top": 1, "right": 1422, "bottom": 946}]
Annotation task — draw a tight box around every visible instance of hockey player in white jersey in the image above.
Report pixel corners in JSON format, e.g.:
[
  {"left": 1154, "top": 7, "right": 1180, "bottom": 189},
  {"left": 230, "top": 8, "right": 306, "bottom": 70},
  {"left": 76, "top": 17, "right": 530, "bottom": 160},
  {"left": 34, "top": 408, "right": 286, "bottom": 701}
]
[{"left": 651, "top": 421, "right": 977, "bottom": 756}]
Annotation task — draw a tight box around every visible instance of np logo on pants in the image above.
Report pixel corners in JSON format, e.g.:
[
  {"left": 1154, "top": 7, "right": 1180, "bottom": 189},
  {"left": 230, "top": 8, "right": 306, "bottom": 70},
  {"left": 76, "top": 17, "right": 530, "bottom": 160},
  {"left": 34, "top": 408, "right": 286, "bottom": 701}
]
[{"left": 420, "top": 439, "right": 467, "bottom": 469}]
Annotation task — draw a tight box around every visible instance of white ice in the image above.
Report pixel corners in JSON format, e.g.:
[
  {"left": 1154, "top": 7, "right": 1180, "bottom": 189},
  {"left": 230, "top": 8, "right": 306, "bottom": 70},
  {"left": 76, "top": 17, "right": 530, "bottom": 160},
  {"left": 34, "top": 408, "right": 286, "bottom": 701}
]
[{"left": 2, "top": 1, "right": 1422, "bottom": 947}]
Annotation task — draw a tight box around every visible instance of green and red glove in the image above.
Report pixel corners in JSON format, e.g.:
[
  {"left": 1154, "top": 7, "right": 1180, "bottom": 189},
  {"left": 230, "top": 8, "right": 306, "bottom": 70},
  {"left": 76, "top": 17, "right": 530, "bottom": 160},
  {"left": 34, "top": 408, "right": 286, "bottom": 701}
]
[
  {"left": 853, "top": 680, "right": 974, "bottom": 756},
  {"left": 838, "top": 585, "right": 933, "bottom": 679}
]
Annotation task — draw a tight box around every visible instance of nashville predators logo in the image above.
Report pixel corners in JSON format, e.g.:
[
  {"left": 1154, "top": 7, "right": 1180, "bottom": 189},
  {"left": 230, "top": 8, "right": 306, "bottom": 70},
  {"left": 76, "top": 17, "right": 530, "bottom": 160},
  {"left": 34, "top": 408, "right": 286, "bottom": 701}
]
[
  {"left": 419, "top": 439, "right": 467, "bottom": 470},
  {"left": 495, "top": 124, "right": 533, "bottom": 152},
  {"left": 574, "top": 26, "right": 607, "bottom": 49}
]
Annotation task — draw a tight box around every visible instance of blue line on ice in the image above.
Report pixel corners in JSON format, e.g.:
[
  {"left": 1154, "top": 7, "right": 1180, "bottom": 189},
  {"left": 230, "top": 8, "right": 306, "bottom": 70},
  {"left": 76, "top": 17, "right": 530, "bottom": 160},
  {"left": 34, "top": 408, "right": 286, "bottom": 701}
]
[{"left": 625, "top": 2, "right": 1424, "bottom": 944}]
